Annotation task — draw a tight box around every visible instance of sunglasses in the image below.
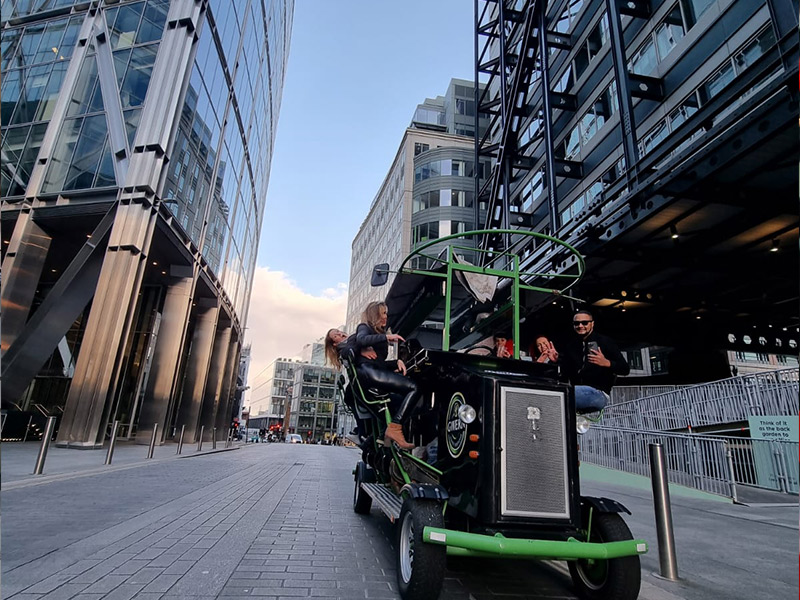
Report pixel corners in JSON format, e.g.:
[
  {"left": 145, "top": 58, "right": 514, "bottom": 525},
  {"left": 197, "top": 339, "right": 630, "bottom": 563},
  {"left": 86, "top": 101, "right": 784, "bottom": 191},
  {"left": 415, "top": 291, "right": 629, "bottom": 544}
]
[{"left": 573, "top": 320, "right": 593, "bottom": 326}]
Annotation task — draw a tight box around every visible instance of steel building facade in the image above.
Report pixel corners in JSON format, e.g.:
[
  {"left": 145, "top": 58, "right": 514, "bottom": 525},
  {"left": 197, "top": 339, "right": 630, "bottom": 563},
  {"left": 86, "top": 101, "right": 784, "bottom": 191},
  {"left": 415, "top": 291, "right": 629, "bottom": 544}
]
[
  {"left": 1, "top": 0, "right": 293, "bottom": 446},
  {"left": 474, "top": 0, "right": 798, "bottom": 375}
]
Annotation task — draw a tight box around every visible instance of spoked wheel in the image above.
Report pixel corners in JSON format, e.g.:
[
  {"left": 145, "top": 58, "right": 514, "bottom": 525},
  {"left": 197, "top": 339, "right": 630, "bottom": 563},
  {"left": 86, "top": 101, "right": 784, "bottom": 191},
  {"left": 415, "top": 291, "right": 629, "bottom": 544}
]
[
  {"left": 396, "top": 498, "right": 446, "bottom": 600},
  {"left": 568, "top": 512, "right": 641, "bottom": 600},
  {"left": 353, "top": 461, "right": 374, "bottom": 514}
]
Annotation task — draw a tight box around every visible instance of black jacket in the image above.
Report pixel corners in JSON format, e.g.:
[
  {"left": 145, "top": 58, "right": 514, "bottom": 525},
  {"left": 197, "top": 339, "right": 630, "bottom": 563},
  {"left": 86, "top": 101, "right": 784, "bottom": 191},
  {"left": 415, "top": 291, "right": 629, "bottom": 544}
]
[
  {"left": 559, "top": 331, "right": 629, "bottom": 394},
  {"left": 341, "top": 323, "right": 398, "bottom": 371}
]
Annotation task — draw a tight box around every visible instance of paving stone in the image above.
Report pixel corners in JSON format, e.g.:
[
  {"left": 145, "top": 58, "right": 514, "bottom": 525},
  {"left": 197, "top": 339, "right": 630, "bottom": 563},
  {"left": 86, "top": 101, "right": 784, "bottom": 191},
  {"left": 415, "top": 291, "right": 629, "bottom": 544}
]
[
  {"left": 161, "top": 560, "right": 194, "bottom": 576},
  {"left": 38, "top": 583, "right": 91, "bottom": 600},
  {"left": 81, "top": 574, "right": 129, "bottom": 594},
  {"left": 101, "top": 584, "right": 146, "bottom": 600},
  {"left": 134, "top": 548, "right": 166, "bottom": 560},
  {"left": 126, "top": 567, "right": 164, "bottom": 585},
  {"left": 137, "top": 571, "right": 181, "bottom": 594}
]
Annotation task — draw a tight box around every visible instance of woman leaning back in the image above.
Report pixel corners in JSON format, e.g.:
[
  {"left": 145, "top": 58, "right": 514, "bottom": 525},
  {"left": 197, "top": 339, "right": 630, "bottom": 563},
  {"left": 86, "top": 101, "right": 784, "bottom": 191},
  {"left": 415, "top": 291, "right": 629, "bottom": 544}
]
[{"left": 323, "top": 301, "right": 419, "bottom": 449}]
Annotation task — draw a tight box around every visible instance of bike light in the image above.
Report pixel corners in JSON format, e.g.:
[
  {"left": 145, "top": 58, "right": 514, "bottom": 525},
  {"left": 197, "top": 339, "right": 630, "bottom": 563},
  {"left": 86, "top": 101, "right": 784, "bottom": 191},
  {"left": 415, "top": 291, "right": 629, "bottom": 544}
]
[
  {"left": 576, "top": 415, "right": 591, "bottom": 434},
  {"left": 458, "top": 404, "right": 477, "bottom": 424}
]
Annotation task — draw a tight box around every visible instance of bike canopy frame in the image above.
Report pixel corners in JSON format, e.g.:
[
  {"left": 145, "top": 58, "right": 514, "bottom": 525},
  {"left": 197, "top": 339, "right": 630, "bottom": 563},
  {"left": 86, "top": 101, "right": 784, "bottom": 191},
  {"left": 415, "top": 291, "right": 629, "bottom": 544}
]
[{"left": 394, "top": 229, "right": 585, "bottom": 358}]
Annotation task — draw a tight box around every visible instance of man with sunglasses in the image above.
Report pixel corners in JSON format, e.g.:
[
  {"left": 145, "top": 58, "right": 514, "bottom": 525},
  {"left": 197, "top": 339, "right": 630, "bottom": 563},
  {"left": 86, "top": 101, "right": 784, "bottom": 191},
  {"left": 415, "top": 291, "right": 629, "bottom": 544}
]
[{"left": 552, "top": 309, "right": 630, "bottom": 412}]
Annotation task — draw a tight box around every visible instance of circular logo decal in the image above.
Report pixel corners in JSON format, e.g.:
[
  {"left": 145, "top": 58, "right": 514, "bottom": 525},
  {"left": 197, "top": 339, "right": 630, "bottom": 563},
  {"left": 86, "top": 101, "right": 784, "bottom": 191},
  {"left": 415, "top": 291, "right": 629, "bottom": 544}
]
[{"left": 446, "top": 392, "right": 468, "bottom": 458}]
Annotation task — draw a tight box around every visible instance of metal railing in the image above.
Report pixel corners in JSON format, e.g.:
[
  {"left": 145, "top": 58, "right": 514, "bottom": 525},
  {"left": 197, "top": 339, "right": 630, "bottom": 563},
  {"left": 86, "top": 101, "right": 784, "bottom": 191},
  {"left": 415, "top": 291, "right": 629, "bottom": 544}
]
[
  {"left": 610, "top": 385, "right": 683, "bottom": 404},
  {"left": 602, "top": 368, "right": 798, "bottom": 431},
  {"left": 580, "top": 425, "right": 799, "bottom": 498}
]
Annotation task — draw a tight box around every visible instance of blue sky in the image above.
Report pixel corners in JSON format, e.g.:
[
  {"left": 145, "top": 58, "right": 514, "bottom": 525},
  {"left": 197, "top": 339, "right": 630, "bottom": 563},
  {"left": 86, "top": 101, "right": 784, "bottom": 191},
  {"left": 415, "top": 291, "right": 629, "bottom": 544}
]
[
  {"left": 244, "top": 1, "right": 477, "bottom": 383},
  {"left": 257, "top": 0, "right": 476, "bottom": 294}
]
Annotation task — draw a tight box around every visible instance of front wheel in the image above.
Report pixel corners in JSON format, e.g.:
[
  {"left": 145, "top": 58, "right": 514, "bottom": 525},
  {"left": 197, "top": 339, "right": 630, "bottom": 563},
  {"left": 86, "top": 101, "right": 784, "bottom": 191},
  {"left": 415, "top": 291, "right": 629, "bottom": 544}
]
[
  {"left": 568, "top": 512, "right": 641, "bottom": 600},
  {"left": 396, "top": 498, "right": 446, "bottom": 600},
  {"left": 353, "top": 461, "right": 373, "bottom": 514}
]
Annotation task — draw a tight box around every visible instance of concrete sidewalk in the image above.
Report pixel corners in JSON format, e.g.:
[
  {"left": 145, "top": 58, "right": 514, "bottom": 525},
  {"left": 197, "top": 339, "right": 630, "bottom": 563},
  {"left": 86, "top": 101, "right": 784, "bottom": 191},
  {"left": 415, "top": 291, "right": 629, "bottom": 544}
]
[
  {"left": 1, "top": 443, "right": 797, "bottom": 600},
  {"left": 0, "top": 438, "right": 251, "bottom": 488}
]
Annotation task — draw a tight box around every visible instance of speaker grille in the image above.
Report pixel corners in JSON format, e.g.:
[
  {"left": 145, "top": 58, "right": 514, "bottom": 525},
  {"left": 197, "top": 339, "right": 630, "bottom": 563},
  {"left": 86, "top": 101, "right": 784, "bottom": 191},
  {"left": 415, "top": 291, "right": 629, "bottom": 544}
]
[{"left": 500, "top": 386, "right": 569, "bottom": 518}]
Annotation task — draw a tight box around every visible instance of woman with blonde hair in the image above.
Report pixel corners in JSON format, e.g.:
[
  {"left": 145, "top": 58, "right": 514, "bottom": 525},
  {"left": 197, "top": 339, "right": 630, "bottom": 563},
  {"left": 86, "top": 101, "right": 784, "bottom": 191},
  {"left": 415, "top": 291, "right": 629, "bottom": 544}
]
[{"left": 324, "top": 301, "right": 418, "bottom": 449}]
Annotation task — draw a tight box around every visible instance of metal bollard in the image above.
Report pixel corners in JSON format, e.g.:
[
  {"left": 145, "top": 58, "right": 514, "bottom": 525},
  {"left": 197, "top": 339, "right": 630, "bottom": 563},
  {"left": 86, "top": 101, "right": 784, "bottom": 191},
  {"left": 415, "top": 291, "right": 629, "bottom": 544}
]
[
  {"left": 212, "top": 427, "right": 217, "bottom": 450},
  {"left": 176, "top": 425, "right": 186, "bottom": 455},
  {"left": 649, "top": 442, "right": 679, "bottom": 581},
  {"left": 105, "top": 420, "right": 121, "bottom": 465},
  {"left": 197, "top": 425, "right": 204, "bottom": 451},
  {"left": 146, "top": 423, "right": 159, "bottom": 459},
  {"left": 226, "top": 429, "right": 233, "bottom": 448},
  {"left": 33, "top": 417, "right": 57, "bottom": 475},
  {"left": 725, "top": 446, "right": 739, "bottom": 503}
]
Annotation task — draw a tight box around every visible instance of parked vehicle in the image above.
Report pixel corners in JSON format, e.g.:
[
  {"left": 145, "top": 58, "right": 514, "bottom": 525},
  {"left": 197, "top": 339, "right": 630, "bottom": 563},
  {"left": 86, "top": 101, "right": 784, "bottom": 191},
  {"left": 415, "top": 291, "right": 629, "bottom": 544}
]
[{"left": 286, "top": 433, "right": 303, "bottom": 444}]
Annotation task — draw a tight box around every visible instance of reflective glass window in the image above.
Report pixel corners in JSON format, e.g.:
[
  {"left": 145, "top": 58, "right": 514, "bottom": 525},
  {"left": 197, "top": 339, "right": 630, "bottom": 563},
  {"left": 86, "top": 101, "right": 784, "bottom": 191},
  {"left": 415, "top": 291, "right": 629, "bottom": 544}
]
[
  {"left": 629, "top": 38, "right": 657, "bottom": 75},
  {"left": 668, "top": 93, "right": 699, "bottom": 129},
  {"left": 734, "top": 28, "right": 775, "bottom": 73},
  {"left": 119, "top": 44, "right": 158, "bottom": 108},
  {"left": 680, "top": 0, "right": 715, "bottom": 28},
  {"left": 108, "top": 2, "right": 144, "bottom": 50},
  {"left": 63, "top": 114, "right": 109, "bottom": 189},
  {"left": 698, "top": 62, "right": 734, "bottom": 104},
  {"left": 655, "top": 5, "right": 686, "bottom": 61}
]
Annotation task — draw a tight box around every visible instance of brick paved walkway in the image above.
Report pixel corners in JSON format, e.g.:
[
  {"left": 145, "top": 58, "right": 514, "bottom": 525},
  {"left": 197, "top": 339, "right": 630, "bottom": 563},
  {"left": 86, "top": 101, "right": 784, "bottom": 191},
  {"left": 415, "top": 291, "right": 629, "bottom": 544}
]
[{"left": 2, "top": 443, "right": 797, "bottom": 600}]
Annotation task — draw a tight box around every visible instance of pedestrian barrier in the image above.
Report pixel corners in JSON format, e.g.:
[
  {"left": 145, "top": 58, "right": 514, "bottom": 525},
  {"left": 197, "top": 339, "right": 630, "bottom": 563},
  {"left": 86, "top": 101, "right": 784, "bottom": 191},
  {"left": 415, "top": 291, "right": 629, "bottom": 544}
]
[
  {"left": 146, "top": 423, "right": 158, "bottom": 459},
  {"left": 611, "top": 385, "right": 684, "bottom": 404},
  {"left": 32, "top": 416, "right": 57, "bottom": 475},
  {"left": 580, "top": 424, "right": 799, "bottom": 498},
  {"left": 649, "top": 443, "right": 679, "bottom": 580},
  {"left": 601, "top": 368, "right": 798, "bottom": 431},
  {"left": 105, "top": 420, "right": 120, "bottom": 465}
]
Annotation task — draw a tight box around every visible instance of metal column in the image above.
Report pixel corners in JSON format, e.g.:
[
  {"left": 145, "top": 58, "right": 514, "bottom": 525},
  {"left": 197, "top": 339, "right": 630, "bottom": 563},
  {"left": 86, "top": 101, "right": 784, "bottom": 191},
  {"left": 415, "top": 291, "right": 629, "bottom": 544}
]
[
  {"left": 199, "top": 322, "right": 232, "bottom": 440},
  {"left": 136, "top": 268, "right": 195, "bottom": 444},
  {"left": 176, "top": 302, "right": 219, "bottom": 443}
]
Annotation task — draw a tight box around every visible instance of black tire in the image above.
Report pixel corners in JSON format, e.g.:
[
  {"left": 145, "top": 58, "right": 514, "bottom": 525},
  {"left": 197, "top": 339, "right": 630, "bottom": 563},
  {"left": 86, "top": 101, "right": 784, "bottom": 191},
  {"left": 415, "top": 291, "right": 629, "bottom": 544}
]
[
  {"left": 353, "top": 461, "right": 373, "bottom": 514},
  {"left": 396, "top": 498, "right": 446, "bottom": 600},
  {"left": 568, "top": 512, "right": 641, "bottom": 600}
]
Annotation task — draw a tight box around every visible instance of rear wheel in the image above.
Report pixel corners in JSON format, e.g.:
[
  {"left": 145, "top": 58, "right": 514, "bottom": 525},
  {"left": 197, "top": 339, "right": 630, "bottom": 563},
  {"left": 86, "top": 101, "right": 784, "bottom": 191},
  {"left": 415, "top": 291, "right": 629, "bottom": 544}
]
[
  {"left": 396, "top": 498, "right": 446, "bottom": 600},
  {"left": 353, "top": 461, "right": 373, "bottom": 514},
  {"left": 568, "top": 512, "right": 641, "bottom": 600}
]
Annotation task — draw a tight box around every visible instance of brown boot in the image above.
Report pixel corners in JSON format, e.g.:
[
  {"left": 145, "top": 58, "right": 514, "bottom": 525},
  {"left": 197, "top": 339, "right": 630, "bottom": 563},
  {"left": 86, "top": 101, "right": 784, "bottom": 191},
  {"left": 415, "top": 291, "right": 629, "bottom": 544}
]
[{"left": 384, "top": 422, "right": 414, "bottom": 450}]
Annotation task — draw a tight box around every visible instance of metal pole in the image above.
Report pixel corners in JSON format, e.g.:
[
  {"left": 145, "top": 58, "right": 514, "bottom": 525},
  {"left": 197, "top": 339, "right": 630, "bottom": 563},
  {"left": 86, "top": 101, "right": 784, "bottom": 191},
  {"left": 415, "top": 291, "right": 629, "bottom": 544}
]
[
  {"left": 176, "top": 424, "right": 185, "bottom": 454},
  {"left": 22, "top": 414, "right": 33, "bottom": 442},
  {"left": 146, "top": 423, "right": 158, "bottom": 459},
  {"left": 212, "top": 427, "right": 217, "bottom": 450},
  {"left": 33, "top": 416, "right": 57, "bottom": 475},
  {"left": 197, "top": 425, "right": 204, "bottom": 451},
  {"left": 105, "top": 420, "right": 121, "bottom": 465},
  {"left": 649, "top": 443, "right": 679, "bottom": 581},
  {"left": 725, "top": 446, "right": 739, "bottom": 503},
  {"left": 226, "top": 429, "right": 233, "bottom": 448}
]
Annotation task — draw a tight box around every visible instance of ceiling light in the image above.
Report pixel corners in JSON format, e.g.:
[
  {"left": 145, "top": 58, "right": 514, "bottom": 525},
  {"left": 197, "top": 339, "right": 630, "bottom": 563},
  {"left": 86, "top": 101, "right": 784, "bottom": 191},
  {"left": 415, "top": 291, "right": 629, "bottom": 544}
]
[
  {"left": 670, "top": 224, "right": 679, "bottom": 239},
  {"left": 769, "top": 239, "right": 779, "bottom": 252},
  {"left": 152, "top": 261, "right": 158, "bottom": 265}
]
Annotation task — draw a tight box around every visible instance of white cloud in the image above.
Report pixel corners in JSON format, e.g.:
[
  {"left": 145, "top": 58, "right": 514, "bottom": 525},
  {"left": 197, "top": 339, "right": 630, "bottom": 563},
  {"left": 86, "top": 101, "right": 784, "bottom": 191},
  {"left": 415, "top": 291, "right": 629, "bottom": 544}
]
[{"left": 243, "top": 267, "right": 347, "bottom": 404}]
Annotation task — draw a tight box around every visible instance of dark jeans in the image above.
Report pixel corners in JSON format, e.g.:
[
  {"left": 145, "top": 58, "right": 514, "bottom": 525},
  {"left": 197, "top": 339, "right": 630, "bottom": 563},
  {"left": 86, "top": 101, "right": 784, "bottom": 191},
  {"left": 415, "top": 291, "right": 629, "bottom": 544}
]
[{"left": 357, "top": 363, "right": 420, "bottom": 425}]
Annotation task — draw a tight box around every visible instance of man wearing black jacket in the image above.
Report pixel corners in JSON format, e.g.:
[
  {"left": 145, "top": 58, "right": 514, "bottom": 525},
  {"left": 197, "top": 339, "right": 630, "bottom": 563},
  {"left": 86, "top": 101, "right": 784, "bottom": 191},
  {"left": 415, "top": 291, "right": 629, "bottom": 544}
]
[{"left": 553, "top": 310, "right": 630, "bottom": 412}]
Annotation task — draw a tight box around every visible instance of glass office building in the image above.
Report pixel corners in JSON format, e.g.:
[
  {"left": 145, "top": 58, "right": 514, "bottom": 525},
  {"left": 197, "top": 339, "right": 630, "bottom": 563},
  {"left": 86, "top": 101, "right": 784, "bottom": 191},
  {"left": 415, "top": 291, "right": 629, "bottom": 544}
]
[{"left": 1, "top": 0, "right": 294, "bottom": 447}]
